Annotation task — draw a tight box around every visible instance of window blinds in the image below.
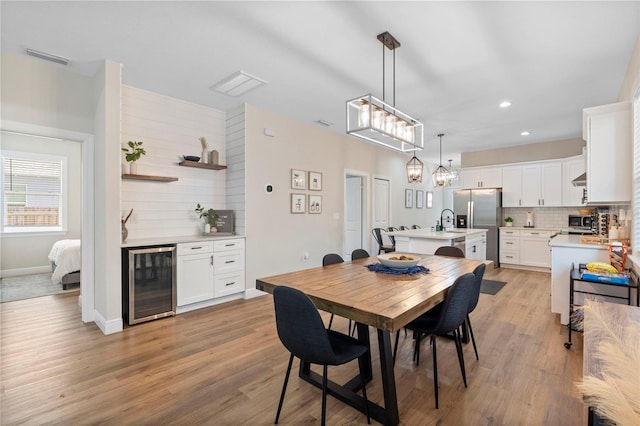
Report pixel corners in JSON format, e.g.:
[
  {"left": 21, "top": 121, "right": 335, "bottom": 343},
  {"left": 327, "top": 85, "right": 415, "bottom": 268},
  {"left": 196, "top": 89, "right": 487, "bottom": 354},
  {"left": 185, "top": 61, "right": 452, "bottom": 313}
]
[{"left": 2, "top": 155, "right": 62, "bottom": 227}]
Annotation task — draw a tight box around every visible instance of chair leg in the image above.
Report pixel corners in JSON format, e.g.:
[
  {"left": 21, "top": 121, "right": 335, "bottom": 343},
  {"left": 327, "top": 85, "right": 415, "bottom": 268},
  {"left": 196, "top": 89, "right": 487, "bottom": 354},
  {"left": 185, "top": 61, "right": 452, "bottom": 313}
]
[
  {"left": 414, "top": 332, "right": 422, "bottom": 366},
  {"left": 454, "top": 328, "right": 467, "bottom": 388},
  {"left": 275, "top": 354, "right": 294, "bottom": 424},
  {"left": 327, "top": 313, "right": 334, "bottom": 330},
  {"left": 467, "top": 315, "right": 479, "bottom": 361},
  {"left": 432, "top": 335, "right": 439, "bottom": 409},
  {"left": 321, "top": 365, "right": 328, "bottom": 426}
]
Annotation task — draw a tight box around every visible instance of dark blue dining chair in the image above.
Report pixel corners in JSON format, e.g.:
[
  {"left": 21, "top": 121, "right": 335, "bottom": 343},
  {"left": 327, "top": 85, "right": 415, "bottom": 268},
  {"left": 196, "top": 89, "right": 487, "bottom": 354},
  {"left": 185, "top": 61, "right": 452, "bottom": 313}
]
[
  {"left": 466, "top": 263, "right": 486, "bottom": 360},
  {"left": 322, "top": 253, "right": 344, "bottom": 330},
  {"left": 273, "top": 286, "right": 370, "bottom": 426},
  {"left": 351, "top": 248, "right": 370, "bottom": 260},
  {"left": 393, "top": 273, "right": 476, "bottom": 409},
  {"left": 434, "top": 245, "right": 465, "bottom": 258}
]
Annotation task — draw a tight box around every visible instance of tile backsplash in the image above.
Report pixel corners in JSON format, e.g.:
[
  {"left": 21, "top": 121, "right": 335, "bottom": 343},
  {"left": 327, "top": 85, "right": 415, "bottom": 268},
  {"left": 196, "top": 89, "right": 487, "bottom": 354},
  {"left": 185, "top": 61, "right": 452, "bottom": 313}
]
[{"left": 502, "top": 205, "right": 631, "bottom": 229}]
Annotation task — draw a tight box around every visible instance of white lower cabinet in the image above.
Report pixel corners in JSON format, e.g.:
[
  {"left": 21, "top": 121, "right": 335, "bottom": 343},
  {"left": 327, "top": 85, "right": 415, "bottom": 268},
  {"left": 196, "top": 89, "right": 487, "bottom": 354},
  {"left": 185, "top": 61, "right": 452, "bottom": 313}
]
[
  {"left": 500, "top": 229, "right": 557, "bottom": 270},
  {"left": 177, "top": 238, "right": 245, "bottom": 308},
  {"left": 177, "top": 241, "right": 214, "bottom": 306},
  {"left": 465, "top": 233, "right": 486, "bottom": 261},
  {"left": 213, "top": 239, "right": 245, "bottom": 297}
]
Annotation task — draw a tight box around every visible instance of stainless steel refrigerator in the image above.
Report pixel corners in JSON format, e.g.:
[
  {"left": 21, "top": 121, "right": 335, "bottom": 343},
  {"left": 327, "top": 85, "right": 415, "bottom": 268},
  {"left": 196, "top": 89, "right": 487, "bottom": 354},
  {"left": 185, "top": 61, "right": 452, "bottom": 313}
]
[{"left": 453, "top": 188, "right": 502, "bottom": 267}]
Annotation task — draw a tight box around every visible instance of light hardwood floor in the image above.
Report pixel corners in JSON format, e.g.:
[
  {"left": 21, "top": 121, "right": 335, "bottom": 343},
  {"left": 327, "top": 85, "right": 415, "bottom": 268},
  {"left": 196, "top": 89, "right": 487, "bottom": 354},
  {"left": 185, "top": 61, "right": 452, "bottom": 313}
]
[{"left": 0, "top": 267, "right": 586, "bottom": 425}]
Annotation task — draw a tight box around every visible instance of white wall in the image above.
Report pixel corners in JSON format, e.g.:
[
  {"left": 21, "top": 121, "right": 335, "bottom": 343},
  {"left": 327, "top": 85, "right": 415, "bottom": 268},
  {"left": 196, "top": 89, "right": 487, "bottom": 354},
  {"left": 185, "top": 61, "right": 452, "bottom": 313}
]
[
  {"left": 120, "top": 86, "right": 226, "bottom": 239},
  {"left": 225, "top": 106, "right": 246, "bottom": 237},
  {"left": 1, "top": 132, "right": 82, "bottom": 274},
  {"left": 244, "top": 104, "right": 442, "bottom": 293}
]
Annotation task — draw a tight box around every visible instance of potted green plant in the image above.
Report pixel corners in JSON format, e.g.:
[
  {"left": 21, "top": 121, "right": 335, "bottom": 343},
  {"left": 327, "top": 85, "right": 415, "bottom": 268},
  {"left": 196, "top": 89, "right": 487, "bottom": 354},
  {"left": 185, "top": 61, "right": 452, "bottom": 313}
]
[
  {"left": 122, "top": 140, "right": 146, "bottom": 174},
  {"left": 195, "top": 203, "right": 219, "bottom": 233},
  {"left": 504, "top": 216, "right": 514, "bottom": 227}
]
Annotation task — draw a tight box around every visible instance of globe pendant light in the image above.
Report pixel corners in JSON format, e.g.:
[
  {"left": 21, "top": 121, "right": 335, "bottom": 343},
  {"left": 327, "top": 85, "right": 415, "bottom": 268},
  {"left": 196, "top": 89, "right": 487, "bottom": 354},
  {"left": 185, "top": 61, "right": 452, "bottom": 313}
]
[
  {"left": 406, "top": 154, "right": 424, "bottom": 183},
  {"left": 431, "top": 133, "right": 451, "bottom": 187}
]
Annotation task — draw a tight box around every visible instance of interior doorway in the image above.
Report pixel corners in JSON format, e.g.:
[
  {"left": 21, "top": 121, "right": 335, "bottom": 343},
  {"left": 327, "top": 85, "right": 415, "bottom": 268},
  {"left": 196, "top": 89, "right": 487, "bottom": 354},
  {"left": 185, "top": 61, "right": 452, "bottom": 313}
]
[
  {"left": 0, "top": 121, "right": 94, "bottom": 321},
  {"left": 344, "top": 170, "right": 369, "bottom": 260},
  {"left": 373, "top": 177, "right": 392, "bottom": 255}
]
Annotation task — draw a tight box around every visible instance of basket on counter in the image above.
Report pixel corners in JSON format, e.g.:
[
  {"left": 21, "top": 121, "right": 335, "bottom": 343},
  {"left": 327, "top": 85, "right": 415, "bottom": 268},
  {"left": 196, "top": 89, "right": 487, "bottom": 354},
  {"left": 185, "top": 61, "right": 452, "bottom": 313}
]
[{"left": 579, "top": 235, "right": 631, "bottom": 246}]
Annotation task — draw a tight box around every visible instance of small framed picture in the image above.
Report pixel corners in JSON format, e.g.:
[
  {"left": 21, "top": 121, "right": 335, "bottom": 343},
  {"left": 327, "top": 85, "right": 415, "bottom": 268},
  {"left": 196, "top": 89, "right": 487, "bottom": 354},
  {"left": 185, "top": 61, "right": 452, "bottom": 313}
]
[
  {"left": 291, "top": 169, "right": 306, "bottom": 190},
  {"left": 426, "top": 191, "right": 433, "bottom": 209},
  {"left": 309, "top": 195, "right": 322, "bottom": 214},
  {"left": 291, "top": 193, "right": 306, "bottom": 213},
  {"left": 416, "top": 190, "right": 424, "bottom": 209},
  {"left": 405, "top": 189, "right": 413, "bottom": 208},
  {"left": 308, "top": 171, "right": 323, "bottom": 191}
]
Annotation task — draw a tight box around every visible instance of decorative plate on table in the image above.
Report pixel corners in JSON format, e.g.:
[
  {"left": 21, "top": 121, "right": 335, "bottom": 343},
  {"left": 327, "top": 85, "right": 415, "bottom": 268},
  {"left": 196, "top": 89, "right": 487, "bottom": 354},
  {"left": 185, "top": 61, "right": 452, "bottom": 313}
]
[{"left": 377, "top": 253, "right": 421, "bottom": 269}]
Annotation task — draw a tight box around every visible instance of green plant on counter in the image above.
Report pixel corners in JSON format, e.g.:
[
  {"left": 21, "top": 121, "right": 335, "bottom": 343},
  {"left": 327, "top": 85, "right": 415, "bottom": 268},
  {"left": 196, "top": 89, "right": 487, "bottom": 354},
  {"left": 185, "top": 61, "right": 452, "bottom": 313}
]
[
  {"left": 195, "top": 203, "right": 219, "bottom": 227},
  {"left": 122, "top": 140, "right": 146, "bottom": 162},
  {"left": 504, "top": 217, "right": 514, "bottom": 223}
]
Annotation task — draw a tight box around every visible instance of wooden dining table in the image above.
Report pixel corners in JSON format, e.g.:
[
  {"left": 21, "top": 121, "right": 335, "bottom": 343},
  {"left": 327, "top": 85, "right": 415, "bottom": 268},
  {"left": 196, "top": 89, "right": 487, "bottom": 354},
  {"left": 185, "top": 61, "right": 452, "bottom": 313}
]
[{"left": 256, "top": 254, "right": 485, "bottom": 426}]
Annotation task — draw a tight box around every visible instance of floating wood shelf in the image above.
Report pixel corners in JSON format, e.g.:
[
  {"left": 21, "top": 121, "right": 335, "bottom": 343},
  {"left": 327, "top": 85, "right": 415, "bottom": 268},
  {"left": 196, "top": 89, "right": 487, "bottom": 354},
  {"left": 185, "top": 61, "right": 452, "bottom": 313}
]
[
  {"left": 122, "top": 174, "right": 179, "bottom": 182},
  {"left": 179, "top": 161, "right": 227, "bottom": 170}
]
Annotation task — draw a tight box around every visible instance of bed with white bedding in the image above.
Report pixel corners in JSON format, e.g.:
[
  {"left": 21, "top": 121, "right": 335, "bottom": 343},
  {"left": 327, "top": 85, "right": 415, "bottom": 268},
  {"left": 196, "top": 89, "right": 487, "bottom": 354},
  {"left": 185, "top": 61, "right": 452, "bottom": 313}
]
[{"left": 48, "top": 239, "right": 81, "bottom": 289}]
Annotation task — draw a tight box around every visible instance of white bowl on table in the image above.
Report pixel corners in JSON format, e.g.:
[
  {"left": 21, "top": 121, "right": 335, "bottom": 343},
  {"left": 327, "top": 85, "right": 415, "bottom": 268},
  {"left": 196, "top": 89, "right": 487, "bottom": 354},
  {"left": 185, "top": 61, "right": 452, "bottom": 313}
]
[{"left": 377, "top": 253, "right": 421, "bottom": 269}]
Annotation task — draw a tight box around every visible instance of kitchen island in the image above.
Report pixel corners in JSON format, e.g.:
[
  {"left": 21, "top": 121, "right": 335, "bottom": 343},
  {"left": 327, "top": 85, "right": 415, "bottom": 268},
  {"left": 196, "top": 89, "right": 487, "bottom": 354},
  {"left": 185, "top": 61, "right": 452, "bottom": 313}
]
[
  {"left": 550, "top": 234, "right": 621, "bottom": 325},
  {"left": 386, "top": 228, "right": 488, "bottom": 260}
]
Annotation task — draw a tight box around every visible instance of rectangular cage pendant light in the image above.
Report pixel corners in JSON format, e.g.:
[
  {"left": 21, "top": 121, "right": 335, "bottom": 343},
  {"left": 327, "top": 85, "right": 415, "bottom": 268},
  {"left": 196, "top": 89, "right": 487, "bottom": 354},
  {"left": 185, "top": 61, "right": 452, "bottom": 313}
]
[{"left": 346, "top": 94, "right": 424, "bottom": 152}]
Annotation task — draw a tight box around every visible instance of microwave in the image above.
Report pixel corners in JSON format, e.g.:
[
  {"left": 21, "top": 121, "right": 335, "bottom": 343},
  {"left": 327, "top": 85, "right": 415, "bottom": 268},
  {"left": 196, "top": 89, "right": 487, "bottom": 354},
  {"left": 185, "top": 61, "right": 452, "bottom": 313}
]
[{"left": 568, "top": 215, "right": 593, "bottom": 229}]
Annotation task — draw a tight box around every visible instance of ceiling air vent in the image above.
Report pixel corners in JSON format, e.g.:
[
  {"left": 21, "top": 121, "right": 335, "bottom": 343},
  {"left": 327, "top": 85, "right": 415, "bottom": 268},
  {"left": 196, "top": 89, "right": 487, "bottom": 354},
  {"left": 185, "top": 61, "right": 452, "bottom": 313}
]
[
  {"left": 210, "top": 71, "right": 267, "bottom": 97},
  {"left": 25, "top": 48, "right": 69, "bottom": 66}
]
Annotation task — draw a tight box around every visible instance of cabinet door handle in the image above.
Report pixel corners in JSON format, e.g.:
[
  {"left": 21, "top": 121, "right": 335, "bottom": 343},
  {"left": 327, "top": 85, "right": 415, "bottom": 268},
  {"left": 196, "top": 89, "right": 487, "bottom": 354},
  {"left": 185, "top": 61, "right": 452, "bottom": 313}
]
[
  {"left": 191, "top": 246, "right": 203, "bottom": 250},
  {"left": 211, "top": 255, "right": 213, "bottom": 265},
  {"left": 225, "top": 260, "right": 235, "bottom": 264},
  {"left": 541, "top": 199, "right": 545, "bottom": 206},
  {"left": 225, "top": 243, "right": 236, "bottom": 247},
  {"left": 506, "top": 255, "right": 514, "bottom": 259},
  {"left": 506, "top": 242, "right": 513, "bottom": 245},
  {"left": 225, "top": 282, "right": 235, "bottom": 286},
  {"left": 531, "top": 232, "right": 539, "bottom": 235},
  {"left": 472, "top": 245, "right": 476, "bottom": 253}
]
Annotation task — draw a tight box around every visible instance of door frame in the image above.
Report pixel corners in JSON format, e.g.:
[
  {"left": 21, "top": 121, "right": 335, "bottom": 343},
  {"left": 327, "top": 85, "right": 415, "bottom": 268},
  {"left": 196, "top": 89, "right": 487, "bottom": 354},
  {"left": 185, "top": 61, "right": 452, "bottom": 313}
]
[
  {"left": 343, "top": 169, "right": 370, "bottom": 259},
  {"left": 1, "top": 120, "right": 95, "bottom": 323},
  {"left": 372, "top": 175, "right": 392, "bottom": 255}
]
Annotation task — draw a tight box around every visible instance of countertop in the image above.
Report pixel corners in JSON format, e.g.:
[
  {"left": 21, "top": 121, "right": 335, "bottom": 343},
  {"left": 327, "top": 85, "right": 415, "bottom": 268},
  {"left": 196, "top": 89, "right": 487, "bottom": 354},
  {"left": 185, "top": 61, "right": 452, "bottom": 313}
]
[
  {"left": 548, "top": 234, "right": 608, "bottom": 250},
  {"left": 385, "top": 228, "right": 487, "bottom": 240},
  {"left": 121, "top": 234, "right": 245, "bottom": 248},
  {"left": 500, "top": 226, "right": 561, "bottom": 232}
]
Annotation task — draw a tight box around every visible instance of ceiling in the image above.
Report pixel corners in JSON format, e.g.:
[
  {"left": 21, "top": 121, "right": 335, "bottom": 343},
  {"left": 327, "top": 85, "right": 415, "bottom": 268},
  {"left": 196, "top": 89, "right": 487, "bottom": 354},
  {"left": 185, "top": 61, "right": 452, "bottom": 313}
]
[{"left": 2, "top": 1, "right": 639, "bottom": 165}]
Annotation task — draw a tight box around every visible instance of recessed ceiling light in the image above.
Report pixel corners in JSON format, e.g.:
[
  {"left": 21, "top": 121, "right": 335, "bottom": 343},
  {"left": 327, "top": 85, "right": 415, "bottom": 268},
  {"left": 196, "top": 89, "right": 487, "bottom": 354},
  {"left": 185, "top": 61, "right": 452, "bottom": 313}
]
[
  {"left": 499, "top": 101, "right": 512, "bottom": 108},
  {"left": 25, "top": 48, "right": 69, "bottom": 65},
  {"left": 210, "top": 70, "right": 267, "bottom": 97},
  {"left": 521, "top": 131, "right": 531, "bottom": 136}
]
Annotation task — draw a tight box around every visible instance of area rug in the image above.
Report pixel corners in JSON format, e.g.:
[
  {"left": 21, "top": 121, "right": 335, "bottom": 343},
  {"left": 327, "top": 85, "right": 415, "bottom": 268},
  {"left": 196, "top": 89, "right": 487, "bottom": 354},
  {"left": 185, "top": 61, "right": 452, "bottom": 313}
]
[
  {"left": 480, "top": 279, "right": 507, "bottom": 295},
  {"left": 0, "top": 273, "right": 78, "bottom": 303}
]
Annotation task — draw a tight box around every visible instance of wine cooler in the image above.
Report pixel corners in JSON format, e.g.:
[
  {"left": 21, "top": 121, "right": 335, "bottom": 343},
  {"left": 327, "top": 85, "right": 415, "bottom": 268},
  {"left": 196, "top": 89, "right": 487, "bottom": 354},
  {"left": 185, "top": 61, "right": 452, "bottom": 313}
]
[{"left": 122, "top": 245, "right": 176, "bottom": 325}]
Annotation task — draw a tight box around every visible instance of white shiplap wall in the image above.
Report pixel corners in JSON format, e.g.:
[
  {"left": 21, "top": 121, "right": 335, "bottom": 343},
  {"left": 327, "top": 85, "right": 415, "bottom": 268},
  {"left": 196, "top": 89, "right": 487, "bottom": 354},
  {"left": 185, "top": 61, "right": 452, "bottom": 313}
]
[
  {"left": 225, "top": 105, "right": 246, "bottom": 236},
  {"left": 121, "top": 86, "right": 226, "bottom": 239}
]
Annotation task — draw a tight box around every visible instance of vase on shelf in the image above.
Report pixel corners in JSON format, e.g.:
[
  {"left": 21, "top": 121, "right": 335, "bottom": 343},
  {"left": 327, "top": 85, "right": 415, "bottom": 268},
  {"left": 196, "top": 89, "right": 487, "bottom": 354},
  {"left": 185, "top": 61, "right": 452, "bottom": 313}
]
[
  {"left": 201, "top": 149, "right": 208, "bottom": 164},
  {"left": 204, "top": 223, "right": 211, "bottom": 234},
  {"left": 122, "top": 222, "right": 128, "bottom": 242},
  {"left": 506, "top": 222, "right": 513, "bottom": 227},
  {"left": 129, "top": 161, "right": 138, "bottom": 175}
]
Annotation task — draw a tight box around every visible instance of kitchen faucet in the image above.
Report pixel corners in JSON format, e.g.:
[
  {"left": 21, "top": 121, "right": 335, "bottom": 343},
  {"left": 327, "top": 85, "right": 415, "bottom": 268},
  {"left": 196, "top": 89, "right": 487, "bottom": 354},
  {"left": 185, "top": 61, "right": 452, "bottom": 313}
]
[{"left": 440, "top": 209, "right": 455, "bottom": 229}]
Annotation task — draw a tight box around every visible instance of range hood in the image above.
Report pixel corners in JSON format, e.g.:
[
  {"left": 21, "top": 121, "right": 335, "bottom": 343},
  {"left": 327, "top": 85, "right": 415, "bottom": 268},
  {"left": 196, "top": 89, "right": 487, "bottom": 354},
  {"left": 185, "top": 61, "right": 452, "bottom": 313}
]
[{"left": 571, "top": 172, "right": 586, "bottom": 187}]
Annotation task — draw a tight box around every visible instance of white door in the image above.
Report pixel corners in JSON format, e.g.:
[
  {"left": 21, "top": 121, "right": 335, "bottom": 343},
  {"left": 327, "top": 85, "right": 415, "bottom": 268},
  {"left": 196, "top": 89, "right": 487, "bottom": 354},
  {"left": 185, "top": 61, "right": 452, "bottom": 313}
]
[
  {"left": 345, "top": 176, "right": 363, "bottom": 259},
  {"left": 373, "top": 178, "right": 391, "bottom": 254}
]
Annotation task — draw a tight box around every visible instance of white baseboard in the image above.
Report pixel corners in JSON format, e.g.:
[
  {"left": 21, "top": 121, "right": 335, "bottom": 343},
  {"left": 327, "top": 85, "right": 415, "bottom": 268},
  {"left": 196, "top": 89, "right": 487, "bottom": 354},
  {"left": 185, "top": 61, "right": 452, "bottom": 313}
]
[
  {"left": 93, "top": 310, "right": 123, "bottom": 335},
  {"left": 1, "top": 265, "right": 51, "bottom": 278},
  {"left": 244, "top": 288, "right": 266, "bottom": 299},
  {"left": 176, "top": 292, "right": 243, "bottom": 314}
]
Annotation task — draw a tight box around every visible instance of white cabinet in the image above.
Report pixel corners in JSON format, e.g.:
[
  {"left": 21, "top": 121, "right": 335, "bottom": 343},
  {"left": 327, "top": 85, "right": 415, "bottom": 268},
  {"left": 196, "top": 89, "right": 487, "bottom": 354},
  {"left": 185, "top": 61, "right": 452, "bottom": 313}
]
[
  {"left": 461, "top": 167, "right": 502, "bottom": 189},
  {"left": 519, "top": 230, "right": 553, "bottom": 268},
  {"left": 499, "top": 229, "right": 520, "bottom": 264},
  {"left": 500, "top": 228, "right": 557, "bottom": 270},
  {"left": 583, "top": 101, "right": 632, "bottom": 204},
  {"left": 562, "top": 155, "right": 585, "bottom": 206},
  {"left": 177, "top": 241, "right": 214, "bottom": 306},
  {"left": 177, "top": 238, "right": 245, "bottom": 308},
  {"left": 501, "top": 166, "right": 523, "bottom": 207},
  {"left": 465, "top": 232, "right": 486, "bottom": 261},
  {"left": 213, "top": 239, "right": 245, "bottom": 297},
  {"left": 521, "top": 162, "right": 562, "bottom": 207}
]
